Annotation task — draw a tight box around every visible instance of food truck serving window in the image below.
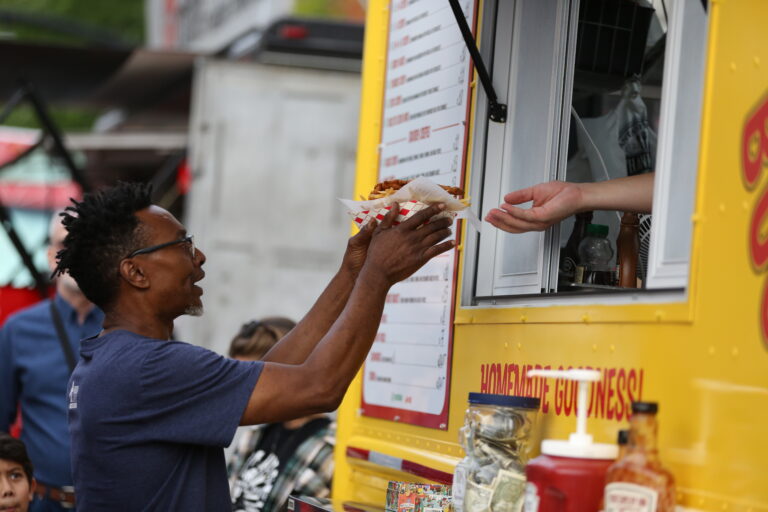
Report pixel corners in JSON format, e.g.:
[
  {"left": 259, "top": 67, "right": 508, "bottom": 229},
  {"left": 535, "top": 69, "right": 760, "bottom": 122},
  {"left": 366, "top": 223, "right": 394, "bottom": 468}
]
[{"left": 463, "top": 0, "right": 708, "bottom": 304}]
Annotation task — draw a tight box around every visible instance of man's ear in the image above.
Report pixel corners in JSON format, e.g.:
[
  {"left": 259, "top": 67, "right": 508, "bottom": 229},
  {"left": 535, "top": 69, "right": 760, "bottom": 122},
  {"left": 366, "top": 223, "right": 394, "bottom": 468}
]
[
  {"left": 119, "top": 259, "right": 151, "bottom": 289},
  {"left": 28, "top": 477, "right": 36, "bottom": 500}
]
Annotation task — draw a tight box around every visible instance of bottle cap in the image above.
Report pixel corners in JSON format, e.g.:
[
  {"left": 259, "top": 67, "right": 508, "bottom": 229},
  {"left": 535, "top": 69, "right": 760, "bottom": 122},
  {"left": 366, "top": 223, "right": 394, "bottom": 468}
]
[
  {"left": 617, "top": 429, "right": 629, "bottom": 445},
  {"left": 467, "top": 393, "right": 540, "bottom": 410},
  {"left": 631, "top": 401, "right": 658, "bottom": 414},
  {"left": 586, "top": 224, "right": 609, "bottom": 237},
  {"left": 527, "top": 369, "right": 618, "bottom": 460}
]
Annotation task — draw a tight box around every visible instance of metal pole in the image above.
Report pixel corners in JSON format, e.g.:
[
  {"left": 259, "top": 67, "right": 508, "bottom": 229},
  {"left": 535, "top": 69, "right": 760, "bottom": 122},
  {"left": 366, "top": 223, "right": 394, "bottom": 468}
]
[
  {"left": 23, "top": 83, "right": 92, "bottom": 193},
  {"left": 447, "top": 0, "right": 506, "bottom": 123},
  {"left": 0, "top": 88, "right": 26, "bottom": 125}
]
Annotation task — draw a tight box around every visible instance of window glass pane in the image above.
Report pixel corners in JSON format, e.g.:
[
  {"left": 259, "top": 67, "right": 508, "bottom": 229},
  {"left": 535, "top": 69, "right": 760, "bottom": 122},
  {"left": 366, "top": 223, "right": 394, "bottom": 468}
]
[
  {"left": 469, "top": 0, "right": 705, "bottom": 302},
  {"left": 475, "top": 0, "right": 572, "bottom": 297},
  {"left": 558, "top": 0, "right": 669, "bottom": 291},
  {"left": 501, "top": 231, "right": 539, "bottom": 276},
  {"left": 646, "top": 0, "right": 707, "bottom": 288}
]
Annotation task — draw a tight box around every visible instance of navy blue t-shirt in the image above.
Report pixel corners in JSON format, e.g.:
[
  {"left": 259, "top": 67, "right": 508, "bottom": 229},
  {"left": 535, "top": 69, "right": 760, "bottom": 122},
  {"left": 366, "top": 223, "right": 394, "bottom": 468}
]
[{"left": 67, "top": 330, "right": 263, "bottom": 511}]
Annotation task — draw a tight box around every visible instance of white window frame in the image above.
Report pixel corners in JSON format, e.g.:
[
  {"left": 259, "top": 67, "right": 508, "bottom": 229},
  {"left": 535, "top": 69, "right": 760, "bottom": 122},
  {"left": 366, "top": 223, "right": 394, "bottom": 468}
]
[
  {"left": 472, "top": 0, "right": 576, "bottom": 298},
  {"left": 463, "top": 0, "right": 708, "bottom": 306},
  {"left": 645, "top": 0, "right": 708, "bottom": 289}
]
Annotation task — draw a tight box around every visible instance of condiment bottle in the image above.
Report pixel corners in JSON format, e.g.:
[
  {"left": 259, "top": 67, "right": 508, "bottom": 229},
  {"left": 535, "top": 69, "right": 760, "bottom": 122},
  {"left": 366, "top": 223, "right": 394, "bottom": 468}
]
[
  {"left": 603, "top": 402, "right": 676, "bottom": 511},
  {"left": 577, "top": 224, "right": 614, "bottom": 285},
  {"left": 523, "top": 369, "right": 618, "bottom": 512},
  {"left": 561, "top": 211, "right": 593, "bottom": 283},
  {"left": 617, "top": 212, "right": 640, "bottom": 288}
]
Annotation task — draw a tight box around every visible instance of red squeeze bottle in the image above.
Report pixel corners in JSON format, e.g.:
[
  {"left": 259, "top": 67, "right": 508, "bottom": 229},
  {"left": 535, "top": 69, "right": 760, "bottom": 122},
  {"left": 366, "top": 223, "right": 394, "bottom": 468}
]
[{"left": 523, "top": 369, "right": 619, "bottom": 512}]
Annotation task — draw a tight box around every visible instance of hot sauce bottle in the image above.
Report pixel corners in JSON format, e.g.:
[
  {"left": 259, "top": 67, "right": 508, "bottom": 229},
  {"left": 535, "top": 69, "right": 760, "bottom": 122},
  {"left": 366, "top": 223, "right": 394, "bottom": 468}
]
[
  {"left": 603, "top": 402, "right": 676, "bottom": 512},
  {"left": 523, "top": 369, "right": 618, "bottom": 512}
]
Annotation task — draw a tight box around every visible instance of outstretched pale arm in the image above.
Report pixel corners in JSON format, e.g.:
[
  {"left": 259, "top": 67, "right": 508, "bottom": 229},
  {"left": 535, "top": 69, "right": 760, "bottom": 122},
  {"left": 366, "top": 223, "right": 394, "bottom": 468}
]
[{"left": 485, "top": 173, "right": 654, "bottom": 234}]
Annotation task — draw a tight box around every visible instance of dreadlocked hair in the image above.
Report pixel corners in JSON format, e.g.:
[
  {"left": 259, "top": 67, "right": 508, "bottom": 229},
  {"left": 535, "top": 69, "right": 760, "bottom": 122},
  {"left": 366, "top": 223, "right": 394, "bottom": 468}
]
[{"left": 53, "top": 181, "right": 153, "bottom": 310}]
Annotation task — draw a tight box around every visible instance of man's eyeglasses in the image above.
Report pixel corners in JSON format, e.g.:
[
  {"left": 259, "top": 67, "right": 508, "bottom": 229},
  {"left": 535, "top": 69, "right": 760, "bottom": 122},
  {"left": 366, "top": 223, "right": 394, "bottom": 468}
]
[{"left": 127, "top": 235, "right": 195, "bottom": 259}]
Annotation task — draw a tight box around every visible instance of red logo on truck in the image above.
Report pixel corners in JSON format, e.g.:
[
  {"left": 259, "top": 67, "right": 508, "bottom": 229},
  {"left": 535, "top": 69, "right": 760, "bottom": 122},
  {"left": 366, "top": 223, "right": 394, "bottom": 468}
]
[{"left": 742, "top": 92, "right": 768, "bottom": 347}]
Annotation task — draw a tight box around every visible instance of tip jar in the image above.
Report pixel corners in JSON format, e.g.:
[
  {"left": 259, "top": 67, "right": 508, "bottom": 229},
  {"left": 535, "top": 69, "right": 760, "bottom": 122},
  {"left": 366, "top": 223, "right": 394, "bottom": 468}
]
[{"left": 453, "top": 393, "right": 540, "bottom": 512}]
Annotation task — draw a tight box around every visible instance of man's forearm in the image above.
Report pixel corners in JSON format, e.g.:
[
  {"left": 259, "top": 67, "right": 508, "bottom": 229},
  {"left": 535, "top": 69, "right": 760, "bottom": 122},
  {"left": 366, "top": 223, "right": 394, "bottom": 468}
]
[
  {"left": 239, "top": 204, "right": 454, "bottom": 425},
  {"left": 238, "top": 266, "right": 391, "bottom": 425},
  {"left": 300, "top": 266, "right": 391, "bottom": 400},
  {"left": 261, "top": 266, "right": 357, "bottom": 365}
]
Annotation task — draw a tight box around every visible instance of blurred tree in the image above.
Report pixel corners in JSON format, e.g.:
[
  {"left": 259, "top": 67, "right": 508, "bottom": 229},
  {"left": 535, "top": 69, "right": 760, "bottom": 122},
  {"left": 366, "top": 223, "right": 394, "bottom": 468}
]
[
  {"left": 0, "top": 0, "right": 144, "bottom": 47},
  {"left": 2, "top": 104, "right": 99, "bottom": 131},
  {"left": 0, "top": 0, "right": 143, "bottom": 130},
  {"left": 294, "top": 0, "right": 365, "bottom": 21}
]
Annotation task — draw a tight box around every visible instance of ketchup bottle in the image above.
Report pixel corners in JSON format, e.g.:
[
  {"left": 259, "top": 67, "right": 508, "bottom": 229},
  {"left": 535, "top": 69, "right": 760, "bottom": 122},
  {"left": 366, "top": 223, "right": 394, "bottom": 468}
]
[{"left": 523, "top": 369, "right": 618, "bottom": 512}]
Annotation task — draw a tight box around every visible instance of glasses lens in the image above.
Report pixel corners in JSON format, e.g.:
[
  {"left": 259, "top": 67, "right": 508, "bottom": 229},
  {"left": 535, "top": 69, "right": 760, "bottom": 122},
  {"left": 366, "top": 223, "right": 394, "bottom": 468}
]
[{"left": 189, "top": 235, "right": 195, "bottom": 258}]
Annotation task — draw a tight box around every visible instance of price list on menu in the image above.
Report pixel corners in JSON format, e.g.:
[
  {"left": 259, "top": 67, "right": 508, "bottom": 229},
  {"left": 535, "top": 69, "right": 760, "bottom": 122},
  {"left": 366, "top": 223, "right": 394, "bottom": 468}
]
[{"left": 360, "top": 0, "right": 477, "bottom": 429}]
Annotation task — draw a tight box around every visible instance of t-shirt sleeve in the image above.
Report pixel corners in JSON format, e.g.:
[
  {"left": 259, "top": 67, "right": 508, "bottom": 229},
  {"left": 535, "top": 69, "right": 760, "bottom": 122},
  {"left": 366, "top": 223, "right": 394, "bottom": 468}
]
[{"left": 138, "top": 341, "right": 263, "bottom": 447}]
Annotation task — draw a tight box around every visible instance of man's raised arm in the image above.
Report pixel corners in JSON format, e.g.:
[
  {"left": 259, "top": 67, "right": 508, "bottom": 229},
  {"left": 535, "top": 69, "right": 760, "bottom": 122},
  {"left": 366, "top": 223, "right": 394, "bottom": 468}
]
[
  {"left": 258, "top": 222, "right": 375, "bottom": 366},
  {"left": 240, "top": 203, "right": 454, "bottom": 425}
]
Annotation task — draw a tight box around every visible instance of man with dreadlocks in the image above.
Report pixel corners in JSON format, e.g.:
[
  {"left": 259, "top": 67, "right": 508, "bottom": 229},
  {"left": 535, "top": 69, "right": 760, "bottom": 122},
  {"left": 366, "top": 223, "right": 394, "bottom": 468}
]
[{"left": 53, "top": 182, "right": 454, "bottom": 510}]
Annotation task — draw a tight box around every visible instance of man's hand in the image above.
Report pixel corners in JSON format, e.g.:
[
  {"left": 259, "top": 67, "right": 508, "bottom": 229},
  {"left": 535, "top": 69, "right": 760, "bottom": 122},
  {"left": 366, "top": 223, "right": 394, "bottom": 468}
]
[
  {"left": 242, "top": 203, "right": 455, "bottom": 425},
  {"left": 340, "top": 221, "right": 376, "bottom": 277},
  {"left": 485, "top": 181, "right": 584, "bottom": 233},
  {"left": 362, "top": 203, "right": 455, "bottom": 286}
]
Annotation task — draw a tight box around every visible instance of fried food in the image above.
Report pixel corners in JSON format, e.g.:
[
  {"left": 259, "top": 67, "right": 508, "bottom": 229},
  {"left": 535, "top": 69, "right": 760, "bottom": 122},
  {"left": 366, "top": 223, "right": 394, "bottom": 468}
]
[
  {"left": 367, "top": 179, "right": 465, "bottom": 200},
  {"left": 441, "top": 185, "right": 465, "bottom": 197}
]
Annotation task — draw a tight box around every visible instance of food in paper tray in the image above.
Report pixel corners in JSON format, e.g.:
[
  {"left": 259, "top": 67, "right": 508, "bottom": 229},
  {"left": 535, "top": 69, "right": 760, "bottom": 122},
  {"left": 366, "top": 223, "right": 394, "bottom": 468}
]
[
  {"left": 339, "top": 177, "right": 479, "bottom": 230},
  {"left": 368, "top": 179, "right": 465, "bottom": 200}
]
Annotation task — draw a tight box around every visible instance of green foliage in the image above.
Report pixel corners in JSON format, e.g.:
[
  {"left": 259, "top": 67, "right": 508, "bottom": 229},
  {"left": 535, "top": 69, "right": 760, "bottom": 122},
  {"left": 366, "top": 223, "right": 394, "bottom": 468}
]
[
  {"left": 0, "top": 0, "right": 143, "bottom": 130},
  {"left": 0, "top": 0, "right": 145, "bottom": 46},
  {"left": 294, "top": 0, "right": 348, "bottom": 19},
  {"left": 1, "top": 103, "right": 99, "bottom": 131}
]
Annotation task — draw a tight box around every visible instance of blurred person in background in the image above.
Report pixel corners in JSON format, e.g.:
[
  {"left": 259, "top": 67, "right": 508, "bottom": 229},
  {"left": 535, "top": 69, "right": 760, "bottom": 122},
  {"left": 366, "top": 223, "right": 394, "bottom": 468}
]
[
  {"left": 0, "top": 433, "right": 37, "bottom": 512},
  {"left": 0, "top": 213, "right": 103, "bottom": 511},
  {"left": 228, "top": 317, "right": 335, "bottom": 512}
]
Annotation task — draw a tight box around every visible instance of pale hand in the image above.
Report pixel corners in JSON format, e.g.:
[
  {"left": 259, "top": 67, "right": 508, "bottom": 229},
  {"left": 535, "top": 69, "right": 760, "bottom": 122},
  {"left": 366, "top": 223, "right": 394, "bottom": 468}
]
[{"left": 485, "top": 181, "right": 584, "bottom": 234}]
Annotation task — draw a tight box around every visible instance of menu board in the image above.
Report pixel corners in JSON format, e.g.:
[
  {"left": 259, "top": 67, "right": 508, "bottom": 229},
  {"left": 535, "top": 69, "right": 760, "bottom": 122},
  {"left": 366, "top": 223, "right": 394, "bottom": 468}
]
[{"left": 361, "top": 0, "right": 477, "bottom": 429}]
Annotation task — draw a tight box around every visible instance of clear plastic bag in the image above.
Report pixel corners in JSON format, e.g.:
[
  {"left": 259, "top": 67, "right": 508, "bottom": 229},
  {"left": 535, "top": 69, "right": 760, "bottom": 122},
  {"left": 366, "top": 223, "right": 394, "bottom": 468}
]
[{"left": 453, "top": 394, "right": 540, "bottom": 512}]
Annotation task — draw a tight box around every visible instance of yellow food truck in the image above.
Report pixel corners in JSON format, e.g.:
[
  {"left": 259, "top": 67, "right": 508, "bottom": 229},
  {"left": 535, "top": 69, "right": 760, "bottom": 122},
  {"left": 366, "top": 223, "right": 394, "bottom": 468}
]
[{"left": 329, "top": 0, "right": 768, "bottom": 510}]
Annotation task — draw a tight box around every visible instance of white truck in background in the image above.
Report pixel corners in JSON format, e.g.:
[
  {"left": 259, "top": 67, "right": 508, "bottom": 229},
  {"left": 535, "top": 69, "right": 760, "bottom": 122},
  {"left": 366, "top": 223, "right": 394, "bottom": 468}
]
[{"left": 176, "top": 29, "right": 362, "bottom": 355}]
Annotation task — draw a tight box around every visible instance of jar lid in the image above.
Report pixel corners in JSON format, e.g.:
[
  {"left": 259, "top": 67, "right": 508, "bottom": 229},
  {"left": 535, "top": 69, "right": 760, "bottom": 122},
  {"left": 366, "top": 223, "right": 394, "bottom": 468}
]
[
  {"left": 631, "top": 401, "right": 658, "bottom": 414},
  {"left": 617, "top": 429, "right": 629, "bottom": 445},
  {"left": 467, "top": 393, "right": 540, "bottom": 409}
]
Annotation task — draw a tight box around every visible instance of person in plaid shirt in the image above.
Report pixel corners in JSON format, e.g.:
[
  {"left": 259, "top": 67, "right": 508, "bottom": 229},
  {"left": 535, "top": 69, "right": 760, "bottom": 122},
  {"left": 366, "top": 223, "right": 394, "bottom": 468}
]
[{"left": 227, "top": 318, "right": 335, "bottom": 512}]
